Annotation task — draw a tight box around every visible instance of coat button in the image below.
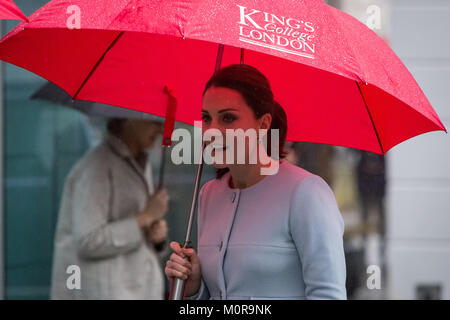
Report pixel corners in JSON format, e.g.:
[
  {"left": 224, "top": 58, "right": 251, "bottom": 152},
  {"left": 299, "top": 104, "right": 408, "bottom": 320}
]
[{"left": 231, "top": 192, "right": 236, "bottom": 202}]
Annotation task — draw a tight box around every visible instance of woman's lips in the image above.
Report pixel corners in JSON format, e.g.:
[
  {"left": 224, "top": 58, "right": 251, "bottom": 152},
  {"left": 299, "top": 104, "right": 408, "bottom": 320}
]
[
  {"left": 209, "top": 144, "right": 228, "bottom": 151},
  {"left": 210, "top": 145, "right": 228, "bottom": 158}
]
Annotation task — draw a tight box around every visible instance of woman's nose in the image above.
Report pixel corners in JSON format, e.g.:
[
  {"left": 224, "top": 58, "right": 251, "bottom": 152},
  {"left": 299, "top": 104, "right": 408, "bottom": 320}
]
[
  {"left": 203, "top": 121, "right": 226, "bottom": 141},
  {"left": 207, "top": 118, "right": 224, "bottom": 131}
]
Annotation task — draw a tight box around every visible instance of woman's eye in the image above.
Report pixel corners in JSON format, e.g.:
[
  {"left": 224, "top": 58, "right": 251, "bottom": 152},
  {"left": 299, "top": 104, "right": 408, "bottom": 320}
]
[
  {"left": 202, "top": 114, "right": 211, "bottom": 123},
  {"left": 222, "top": 113, "right": 237, "bottom": 123}
]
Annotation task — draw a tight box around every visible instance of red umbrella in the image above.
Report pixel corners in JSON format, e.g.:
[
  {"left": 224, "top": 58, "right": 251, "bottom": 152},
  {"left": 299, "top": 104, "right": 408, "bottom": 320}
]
[
  {"left": 0, "top": 0, "right": 27, "bottom": 21},
  {"left": 0, "top": 0, "right": 446, "bottom": 155},
  {"left": 0, "top": 0, "right": 446, "bottom": 299}
]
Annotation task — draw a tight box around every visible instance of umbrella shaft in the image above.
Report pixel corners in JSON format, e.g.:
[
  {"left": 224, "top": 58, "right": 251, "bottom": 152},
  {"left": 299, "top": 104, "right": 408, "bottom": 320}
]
[
  {"left": 158, "top": 146, "right": 167, "bottom": 190},
  {"left": 183, "top": 159, "right": 204, "bottom": 244},
  {"left": 169, "top": 152, "right": 204, "bottom": 300}
]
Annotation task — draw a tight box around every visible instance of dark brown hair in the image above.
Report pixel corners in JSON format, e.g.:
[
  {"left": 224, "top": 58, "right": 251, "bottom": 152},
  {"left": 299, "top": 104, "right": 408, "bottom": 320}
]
[{"left": 203, "top": 64, "right": 288, "bottom": 179}]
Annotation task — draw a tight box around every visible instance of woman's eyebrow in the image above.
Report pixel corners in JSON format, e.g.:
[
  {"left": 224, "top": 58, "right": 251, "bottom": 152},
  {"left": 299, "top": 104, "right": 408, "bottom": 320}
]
[
  {"left": 201, "top": 108, "right": 238, "bottom": 114},
  {"left": 218, "top": 108, "right": 238, "bottom": 113}
]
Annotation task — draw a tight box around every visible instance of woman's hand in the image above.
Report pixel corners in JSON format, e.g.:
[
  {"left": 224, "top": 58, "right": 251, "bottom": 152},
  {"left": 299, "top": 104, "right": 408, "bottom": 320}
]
[{"left": 165, "top": 241, "right": 202, "bottom": 297}]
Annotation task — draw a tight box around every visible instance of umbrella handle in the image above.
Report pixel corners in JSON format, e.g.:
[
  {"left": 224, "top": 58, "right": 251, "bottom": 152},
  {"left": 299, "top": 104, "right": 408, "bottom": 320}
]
[
  {"left": 170, "top": 277, "right": 186, "bottom": 300},
  {"left": 168, "top": 240, "right": 192, "bottom": 300}
]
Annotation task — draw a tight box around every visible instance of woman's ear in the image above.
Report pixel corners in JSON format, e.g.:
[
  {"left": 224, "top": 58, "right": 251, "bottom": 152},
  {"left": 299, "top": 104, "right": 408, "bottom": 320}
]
[{"left": 259, "top": 113, "right": 272, "bottom": 130}]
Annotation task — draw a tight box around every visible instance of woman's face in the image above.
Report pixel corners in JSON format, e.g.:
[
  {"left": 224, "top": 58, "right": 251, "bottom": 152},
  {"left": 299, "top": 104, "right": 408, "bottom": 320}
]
[{"left": 202, "top": 86, "right": 271, "bottom": 168}]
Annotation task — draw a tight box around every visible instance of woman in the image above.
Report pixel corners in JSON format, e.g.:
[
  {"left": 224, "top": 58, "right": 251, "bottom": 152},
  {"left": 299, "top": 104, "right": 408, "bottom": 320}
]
[
  {"left": 51, "top": 117, "right": 170, "bottom": 299},
  {"left": 165, "top": 64, "right": 347, "bottom": 300}
]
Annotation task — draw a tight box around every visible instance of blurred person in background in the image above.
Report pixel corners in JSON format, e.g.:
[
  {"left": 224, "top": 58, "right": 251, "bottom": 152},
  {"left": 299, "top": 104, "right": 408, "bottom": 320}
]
[{"left": 51, "top": 117, "right": 170, "bottom": 299}]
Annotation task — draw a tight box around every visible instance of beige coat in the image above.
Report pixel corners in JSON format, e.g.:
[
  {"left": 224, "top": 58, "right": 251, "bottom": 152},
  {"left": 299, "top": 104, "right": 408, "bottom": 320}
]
[{"left": 51, "top": 134, "right": 166, "bottom": 299}]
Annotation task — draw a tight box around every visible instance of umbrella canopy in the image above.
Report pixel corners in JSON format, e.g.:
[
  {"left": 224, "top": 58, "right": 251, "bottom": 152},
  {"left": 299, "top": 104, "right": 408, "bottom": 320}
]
[
  {"left": 0, "top": 0, "right": 27, "bottom": 21},
  {"left": 0, "top": 0, "right": 446, "bottom": 155},
  {"left": 31, "top": 81, "right": 165, "bottom": 121}
]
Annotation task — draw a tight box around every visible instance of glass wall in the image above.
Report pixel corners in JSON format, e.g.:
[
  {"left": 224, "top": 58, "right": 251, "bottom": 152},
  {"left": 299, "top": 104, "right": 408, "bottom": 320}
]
[{"left": 3, "top": 0, "right": 89, "bottom": 298}]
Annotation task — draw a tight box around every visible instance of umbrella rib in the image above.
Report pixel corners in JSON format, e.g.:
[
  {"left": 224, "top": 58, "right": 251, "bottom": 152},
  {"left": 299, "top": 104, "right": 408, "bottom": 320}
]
[
  {"left": 356, "top": 81, "right": 384, "bottom": 155},
  {"left": 73, "top": 31, "right": 125, "bottom": 100},
  {"left": 215, "top": 44, "right": 224, "bottom": 72}
]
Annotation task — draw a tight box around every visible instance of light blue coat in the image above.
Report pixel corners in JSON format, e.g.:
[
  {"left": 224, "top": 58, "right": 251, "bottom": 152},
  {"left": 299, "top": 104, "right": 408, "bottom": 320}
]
[{"left": 187, "top": 160, "right": 346, "bottom": 300}]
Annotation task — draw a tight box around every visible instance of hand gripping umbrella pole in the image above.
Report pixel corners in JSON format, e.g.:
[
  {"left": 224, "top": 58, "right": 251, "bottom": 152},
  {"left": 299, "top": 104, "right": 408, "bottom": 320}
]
[
  {"left": 169, "top": 44, "right": 225, "bottom": 300},
  {"left": 168, "top": 148, "right": 205, "bottom": 300}
]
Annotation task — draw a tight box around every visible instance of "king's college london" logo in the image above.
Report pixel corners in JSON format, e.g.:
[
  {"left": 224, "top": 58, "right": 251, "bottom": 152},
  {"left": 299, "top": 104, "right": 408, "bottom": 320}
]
[{"left": 237, "top": 5, "right": 317, "bottom": 59}]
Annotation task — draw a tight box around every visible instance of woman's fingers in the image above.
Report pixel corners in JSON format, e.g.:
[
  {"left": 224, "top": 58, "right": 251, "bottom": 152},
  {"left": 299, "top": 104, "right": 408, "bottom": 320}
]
[
  {"left": 165, "top": 243, "right": 200, "bottom": 281},
  {"left": 166, "top": 260, "right": 191, "bottom": 276},
  {"left": 169, "top": 241, "right": 185, "bottom": 258},
  {"left": 183, "top": 248, "right": 199, "bottom": 264},
  {"left": 165, "top": 261, "right": 190, "bottom": 280},
  {"left": 166, "top": 268, "right": 188, "bottom": 280},
  {"left": 165, "top": 265, "right": 188, "bottom": 280},
  {"left": 170, "top": 242, "right": 199, "bottom": 264},
  {"left": 170, "top": 252, "right": 192, "bottom": 268}
]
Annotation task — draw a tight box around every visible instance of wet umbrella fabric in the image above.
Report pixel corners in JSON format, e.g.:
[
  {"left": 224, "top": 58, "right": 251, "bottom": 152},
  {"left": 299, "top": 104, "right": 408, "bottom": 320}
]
[{"left": 0, "top": 0, "right": 446, "bottom": 155}]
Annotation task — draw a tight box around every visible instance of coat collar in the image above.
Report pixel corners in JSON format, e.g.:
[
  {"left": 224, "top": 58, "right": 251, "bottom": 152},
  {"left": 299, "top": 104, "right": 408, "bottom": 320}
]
[
  {"left": 106, "top": 133, "right": 131, "bottom": 158},
  {"left": 105, "top": 133, "right": 152, "bottom": 194}
]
